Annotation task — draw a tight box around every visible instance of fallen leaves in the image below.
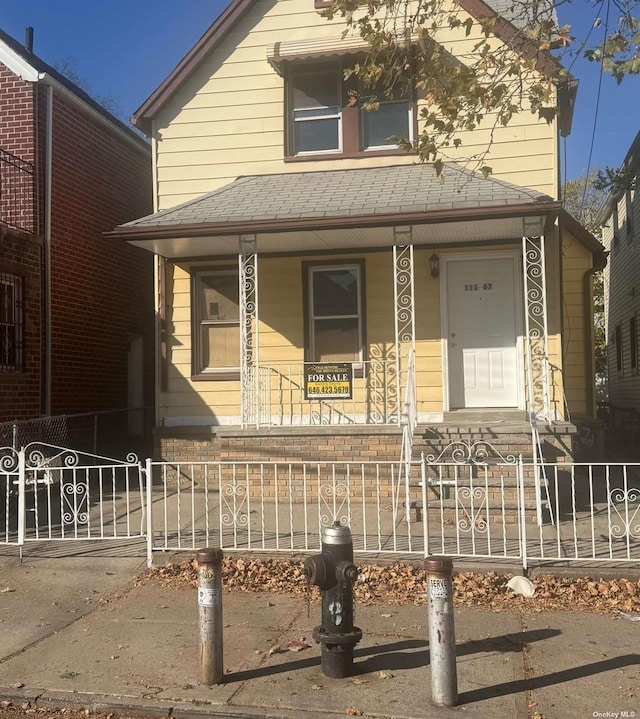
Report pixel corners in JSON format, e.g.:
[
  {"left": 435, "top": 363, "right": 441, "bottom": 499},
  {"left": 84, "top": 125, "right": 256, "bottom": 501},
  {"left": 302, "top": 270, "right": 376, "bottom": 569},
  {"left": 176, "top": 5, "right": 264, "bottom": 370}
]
[
  {"left": 141, "top": 558, "right": 640, "bottom": 615},
  {"left": 346, "top": 706, "right": 362, "bottom": 716}
]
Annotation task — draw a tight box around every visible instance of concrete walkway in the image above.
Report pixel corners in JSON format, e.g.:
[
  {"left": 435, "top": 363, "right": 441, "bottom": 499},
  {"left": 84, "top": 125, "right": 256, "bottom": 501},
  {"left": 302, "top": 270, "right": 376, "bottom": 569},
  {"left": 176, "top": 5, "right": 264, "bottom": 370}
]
[{"left": 0, "top": 543, "right": 638, "bottom": 719}]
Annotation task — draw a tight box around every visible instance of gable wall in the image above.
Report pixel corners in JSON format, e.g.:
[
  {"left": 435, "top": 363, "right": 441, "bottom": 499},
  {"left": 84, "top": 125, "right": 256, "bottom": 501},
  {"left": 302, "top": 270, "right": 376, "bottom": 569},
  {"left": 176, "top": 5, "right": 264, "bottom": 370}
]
[
  {"left": 152, "top": 0, "right": 558, "bottom": 211},
  {"left": 0, "top": 63, "right": 36, "bottom": 161}
]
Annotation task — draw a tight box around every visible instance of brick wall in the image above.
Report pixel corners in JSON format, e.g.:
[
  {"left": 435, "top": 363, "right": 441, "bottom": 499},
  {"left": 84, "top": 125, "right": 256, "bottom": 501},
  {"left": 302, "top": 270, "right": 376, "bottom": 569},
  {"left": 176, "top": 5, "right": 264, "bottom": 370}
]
[
  {"left": 156, "top": 426, "right": 403, "bottom": 463},
  {"left": 0, "top": 65, "right": 41, "bottom": 421},
  {"left": 0, "top": 226, "right": 43, "bottom": 421},
  {"left": 0, "top": 65, "right": 35, "bottom": 161},
  {"left": 44, "top": 89, "right": 153, "bottom": 414}
]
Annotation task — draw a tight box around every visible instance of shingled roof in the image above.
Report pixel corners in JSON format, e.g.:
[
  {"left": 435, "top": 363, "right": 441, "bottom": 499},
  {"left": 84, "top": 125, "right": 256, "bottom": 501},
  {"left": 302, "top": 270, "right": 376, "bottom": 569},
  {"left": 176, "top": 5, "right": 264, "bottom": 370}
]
[{"left": 120, "top": 163, "right": 552, "bottom": 231}]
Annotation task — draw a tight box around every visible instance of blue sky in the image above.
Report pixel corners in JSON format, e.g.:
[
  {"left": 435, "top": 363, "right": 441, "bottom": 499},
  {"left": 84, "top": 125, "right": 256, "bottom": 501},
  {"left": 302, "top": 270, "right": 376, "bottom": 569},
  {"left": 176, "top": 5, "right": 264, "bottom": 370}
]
[{"left": 1, "top": 0, "right": 638, "bottom": 183}]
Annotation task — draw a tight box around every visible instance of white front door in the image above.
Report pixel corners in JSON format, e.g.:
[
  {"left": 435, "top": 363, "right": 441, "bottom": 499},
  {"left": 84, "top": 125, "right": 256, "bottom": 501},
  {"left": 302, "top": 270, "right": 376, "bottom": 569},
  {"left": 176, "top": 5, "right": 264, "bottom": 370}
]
[{"left": 445, "top": 255, "right": 520, "bottom": 409}]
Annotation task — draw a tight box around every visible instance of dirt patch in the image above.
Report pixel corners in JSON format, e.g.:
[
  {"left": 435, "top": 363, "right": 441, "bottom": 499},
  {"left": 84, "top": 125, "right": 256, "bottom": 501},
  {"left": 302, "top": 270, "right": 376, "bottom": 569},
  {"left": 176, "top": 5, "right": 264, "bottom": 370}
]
[{"left": 138, "top": 557, "right": 640, "bottom": 614}]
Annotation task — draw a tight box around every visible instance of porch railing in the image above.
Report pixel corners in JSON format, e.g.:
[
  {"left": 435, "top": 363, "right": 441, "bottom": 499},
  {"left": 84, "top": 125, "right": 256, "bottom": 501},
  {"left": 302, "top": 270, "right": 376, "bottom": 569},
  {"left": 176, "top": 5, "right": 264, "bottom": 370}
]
[
  {"left": 254, "top": 360, "right": 400, "bottom": 426},
  {"left": 0, "top": 148, "right": 35, "bottom": 234}
]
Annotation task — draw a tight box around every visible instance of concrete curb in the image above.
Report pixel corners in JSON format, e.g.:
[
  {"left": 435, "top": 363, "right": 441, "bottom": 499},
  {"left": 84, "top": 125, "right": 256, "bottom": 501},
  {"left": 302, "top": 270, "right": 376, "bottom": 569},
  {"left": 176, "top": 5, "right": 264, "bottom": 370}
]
[{"left": 1, "top": 686, "right": 424, "bottom": 719}]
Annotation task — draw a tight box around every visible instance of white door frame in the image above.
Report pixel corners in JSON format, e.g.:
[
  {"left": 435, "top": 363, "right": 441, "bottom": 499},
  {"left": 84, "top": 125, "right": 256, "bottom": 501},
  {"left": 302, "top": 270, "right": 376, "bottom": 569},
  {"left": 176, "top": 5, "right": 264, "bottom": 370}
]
[{"left": 440, "top": 250, "right": 525, "bottom": 412}]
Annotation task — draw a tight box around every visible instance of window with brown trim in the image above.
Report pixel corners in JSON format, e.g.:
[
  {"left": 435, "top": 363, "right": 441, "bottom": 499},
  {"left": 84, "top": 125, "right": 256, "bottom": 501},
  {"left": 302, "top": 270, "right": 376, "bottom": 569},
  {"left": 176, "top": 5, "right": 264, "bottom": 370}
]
[
  {"left": 0, "top": 272, "right": 23, "bottom": 372},
  {"left": 286, "top": 61, "right": 414, "bottom": 158},
  {"left": 305, "top": 262, "right": 364, "bottom": 363},
  {"left": 192, "top": 268, "right": 240, "bottom": 379}
]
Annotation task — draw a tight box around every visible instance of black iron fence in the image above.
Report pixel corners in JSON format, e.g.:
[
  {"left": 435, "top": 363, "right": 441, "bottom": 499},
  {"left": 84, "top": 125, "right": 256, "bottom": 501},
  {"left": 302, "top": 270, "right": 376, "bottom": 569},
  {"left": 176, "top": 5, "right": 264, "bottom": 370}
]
[{"left": 0, "top": 148, "right": 35, "bottom": 234}]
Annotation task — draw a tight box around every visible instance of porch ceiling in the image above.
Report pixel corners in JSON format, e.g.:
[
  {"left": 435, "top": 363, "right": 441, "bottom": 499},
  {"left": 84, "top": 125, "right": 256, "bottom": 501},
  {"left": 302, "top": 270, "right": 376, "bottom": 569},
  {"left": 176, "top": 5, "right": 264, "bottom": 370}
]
[
  {"left": 125, "top": 216, "right": 538, "bottom": 258},
  {"left": 109, "top": 163, "right": 561, "bottom": 258}
]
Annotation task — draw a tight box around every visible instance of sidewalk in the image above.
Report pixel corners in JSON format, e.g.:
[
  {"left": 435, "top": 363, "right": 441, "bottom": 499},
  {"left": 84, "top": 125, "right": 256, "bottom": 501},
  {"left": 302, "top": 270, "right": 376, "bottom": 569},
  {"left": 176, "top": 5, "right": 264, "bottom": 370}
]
[{"left": 0, "top": 545, "right": 638, "bottom": 719}]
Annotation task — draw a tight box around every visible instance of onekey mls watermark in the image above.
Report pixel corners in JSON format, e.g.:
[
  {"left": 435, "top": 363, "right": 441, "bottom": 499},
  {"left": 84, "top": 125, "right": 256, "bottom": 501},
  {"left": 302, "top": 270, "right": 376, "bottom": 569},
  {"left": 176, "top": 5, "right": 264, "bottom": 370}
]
[{"left": 592, "top": 712, "right": 636, "bottom": 718}]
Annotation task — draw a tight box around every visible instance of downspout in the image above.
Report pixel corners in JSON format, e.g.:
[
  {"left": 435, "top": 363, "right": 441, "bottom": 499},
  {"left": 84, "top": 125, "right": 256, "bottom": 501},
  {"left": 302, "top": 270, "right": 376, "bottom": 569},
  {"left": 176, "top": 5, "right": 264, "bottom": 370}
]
[{"left": 43, "top": 82, "right": 53, "bottom": 415}]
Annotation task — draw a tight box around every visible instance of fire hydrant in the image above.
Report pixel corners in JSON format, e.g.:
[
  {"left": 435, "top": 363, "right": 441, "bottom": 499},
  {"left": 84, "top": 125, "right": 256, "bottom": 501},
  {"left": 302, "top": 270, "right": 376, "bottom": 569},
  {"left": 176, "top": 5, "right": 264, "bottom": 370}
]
[{"left": 303, "top": 522, "right": 362, "bottom": 678}]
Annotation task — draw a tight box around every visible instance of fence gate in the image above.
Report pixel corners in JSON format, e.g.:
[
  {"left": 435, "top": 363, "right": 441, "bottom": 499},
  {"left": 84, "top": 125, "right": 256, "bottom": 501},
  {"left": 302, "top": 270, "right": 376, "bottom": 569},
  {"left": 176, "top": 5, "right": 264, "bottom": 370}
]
[{"left": 0, "top": 443, "right": 145, "bottom": 547}]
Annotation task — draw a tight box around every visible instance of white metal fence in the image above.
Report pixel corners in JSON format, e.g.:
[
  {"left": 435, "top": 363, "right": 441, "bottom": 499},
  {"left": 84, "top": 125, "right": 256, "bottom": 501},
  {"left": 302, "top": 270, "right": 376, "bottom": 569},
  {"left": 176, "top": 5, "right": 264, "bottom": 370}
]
[
  {"left": 1, "top": 443, "right": 145, "bottom": 546},
  {"left": 144, "top": 452, "right": 640, "bottom": 570},
  {"left": 3, "top": 442, "right": 639, "bottom": 573}
]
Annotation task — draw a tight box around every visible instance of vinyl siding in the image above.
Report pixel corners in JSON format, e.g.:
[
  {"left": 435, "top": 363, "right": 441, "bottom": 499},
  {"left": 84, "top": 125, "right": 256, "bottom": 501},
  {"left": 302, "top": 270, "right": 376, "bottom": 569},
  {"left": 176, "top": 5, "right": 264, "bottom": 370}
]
[
  {"left": 153, "top": 0, "right": 558, "bottom": 210},
  {"left": 602, "top": 185, "right": 640, "bottom": 409},
  {"left": 159, "top": 242, "right": 577, "bottom": 424},
  {"left": 561, "top": 226, "right": 595, "bottom": 416}
]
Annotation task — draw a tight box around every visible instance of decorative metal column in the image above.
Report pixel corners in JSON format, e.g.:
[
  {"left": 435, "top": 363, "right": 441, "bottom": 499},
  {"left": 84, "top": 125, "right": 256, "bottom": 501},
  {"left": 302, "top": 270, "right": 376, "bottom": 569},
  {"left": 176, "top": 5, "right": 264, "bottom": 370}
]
[
  {"left": 239, "top": 235, "right": 259, "bottom": 428},
  {"left": 393, "top": 229, "right": 416, "bottom": 425},
  {"left": 522, "top": 234, "right": 551, "bottom": 421}
]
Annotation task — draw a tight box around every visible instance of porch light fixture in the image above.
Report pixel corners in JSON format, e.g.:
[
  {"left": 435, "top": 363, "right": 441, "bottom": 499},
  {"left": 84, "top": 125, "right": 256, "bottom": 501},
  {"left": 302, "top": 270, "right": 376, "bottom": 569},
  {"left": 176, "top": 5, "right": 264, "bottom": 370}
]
[
  {"left": 429, "top": 252, "right": 440, "bottom": 278},
  {"left": 523, "top": 216, "right": 544, "bottom": 238}
]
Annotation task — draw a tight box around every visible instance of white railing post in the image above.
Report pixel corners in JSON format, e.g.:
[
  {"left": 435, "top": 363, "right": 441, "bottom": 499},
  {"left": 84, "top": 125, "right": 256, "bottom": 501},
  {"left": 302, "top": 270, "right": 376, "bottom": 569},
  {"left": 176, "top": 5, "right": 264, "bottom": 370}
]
[
  {"left": 145, "top": 458, "right": 154, "bottom": 568},
  {"left": 17, "top": 448, "right": 26, "bottom": 547},
  {"left": 517, "top": 454, "right": 528, "bottom": 573},
  {"left": 421, "top": 453, "right": 429, "bottom": 557}
]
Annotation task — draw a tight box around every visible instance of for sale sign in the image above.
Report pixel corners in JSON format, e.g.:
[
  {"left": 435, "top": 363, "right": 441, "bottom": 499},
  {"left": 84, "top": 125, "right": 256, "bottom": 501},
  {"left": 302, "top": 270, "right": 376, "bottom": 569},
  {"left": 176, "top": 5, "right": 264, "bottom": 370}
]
[{"left": 304, "top": 362, "right": 353, "bottom": 400}]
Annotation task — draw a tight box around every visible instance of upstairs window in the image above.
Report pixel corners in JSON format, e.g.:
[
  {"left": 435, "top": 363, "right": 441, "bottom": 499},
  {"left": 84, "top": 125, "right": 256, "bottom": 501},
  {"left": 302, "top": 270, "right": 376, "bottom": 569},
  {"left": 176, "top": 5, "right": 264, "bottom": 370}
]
[
  {"left": 292, "top": 68, "right": 342, "bottom": 155},
  {"left": 192, "top": 269, "right": 240, "bottom": 378},
  {"left": 0, "top": 272, "right": 23, "bottom": 372},
  {"left": 288, "top": 62, "right": 413, "bottom": 158}
]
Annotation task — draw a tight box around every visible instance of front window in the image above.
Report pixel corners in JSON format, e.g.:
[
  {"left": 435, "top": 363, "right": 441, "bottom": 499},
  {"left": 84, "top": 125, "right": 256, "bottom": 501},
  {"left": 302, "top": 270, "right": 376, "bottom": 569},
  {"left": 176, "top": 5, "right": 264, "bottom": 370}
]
[
  {"left": 308, "top": 264, "right": 363, "bottom": 362},
  {"left": 292, "top": 69, "right": 341, "bottom": 155},
  {"left": 193, "top": 269, "right": 239, "bottom": 376},
  {"left": 0, "top": 272, "right": 23, "bottom": 371},
  {"left": 288, "top": 62, "right": 413, "bottom": 157}
]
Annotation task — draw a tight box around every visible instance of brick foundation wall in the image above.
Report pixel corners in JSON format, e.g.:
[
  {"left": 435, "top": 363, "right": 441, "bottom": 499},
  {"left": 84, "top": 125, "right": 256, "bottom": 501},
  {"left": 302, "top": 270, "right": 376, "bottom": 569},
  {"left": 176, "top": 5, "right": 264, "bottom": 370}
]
[{"left": 155, "top": 426, "right": 404, "bottom": 464}]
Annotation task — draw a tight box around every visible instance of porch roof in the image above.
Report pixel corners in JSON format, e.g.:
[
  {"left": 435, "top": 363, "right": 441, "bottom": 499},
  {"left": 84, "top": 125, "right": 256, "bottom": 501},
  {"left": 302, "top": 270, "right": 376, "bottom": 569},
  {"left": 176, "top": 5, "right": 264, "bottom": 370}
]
[{"left": 108, "top": 163, "right": 562, "bottom": 258}]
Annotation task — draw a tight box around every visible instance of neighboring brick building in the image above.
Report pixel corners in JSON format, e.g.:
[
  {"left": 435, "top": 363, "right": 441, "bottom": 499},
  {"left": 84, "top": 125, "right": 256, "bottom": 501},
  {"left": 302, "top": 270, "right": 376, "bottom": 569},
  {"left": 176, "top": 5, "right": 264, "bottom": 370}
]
[{"left": 0, "top": 27, "right": 154, "bottom": 431}]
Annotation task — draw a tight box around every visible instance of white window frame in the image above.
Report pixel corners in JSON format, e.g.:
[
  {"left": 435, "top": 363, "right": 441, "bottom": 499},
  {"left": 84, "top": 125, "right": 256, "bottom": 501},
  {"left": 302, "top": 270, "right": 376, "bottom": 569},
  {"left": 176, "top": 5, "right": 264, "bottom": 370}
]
[
  {"left": 291, "top": 67, "right": 343, "bottom": 156},
  {"left": 361, "top": 97, "right": 414, "bottom": 152}
]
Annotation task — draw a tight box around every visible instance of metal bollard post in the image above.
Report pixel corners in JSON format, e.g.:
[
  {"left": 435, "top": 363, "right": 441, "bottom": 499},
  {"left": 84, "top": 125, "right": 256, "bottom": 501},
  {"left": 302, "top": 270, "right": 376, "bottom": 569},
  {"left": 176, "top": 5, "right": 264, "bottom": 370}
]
[
  {"left": 425, "top": 555, "right": 457, "bottom": 707},
  {"left": 197, "top": 548, "right": 224, "bottom": 685}
]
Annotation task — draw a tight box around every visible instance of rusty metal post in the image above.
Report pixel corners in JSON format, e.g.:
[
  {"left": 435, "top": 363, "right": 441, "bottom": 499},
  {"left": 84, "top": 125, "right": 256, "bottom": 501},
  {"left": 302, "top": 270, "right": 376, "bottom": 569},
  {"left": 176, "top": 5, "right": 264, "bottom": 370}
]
[
  {"left": 197, "top": 548, "right": 223, "bottom": 685},
  {"left": 425, "top": 555, "right": 457, "bottom": 707}
]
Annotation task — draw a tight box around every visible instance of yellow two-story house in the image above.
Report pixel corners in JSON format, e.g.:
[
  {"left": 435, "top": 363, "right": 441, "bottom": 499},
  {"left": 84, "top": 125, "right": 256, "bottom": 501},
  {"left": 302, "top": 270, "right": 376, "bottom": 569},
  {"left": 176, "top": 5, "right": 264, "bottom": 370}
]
[{"left": 109, "top": 0, "right": 605, "bottom": 465}]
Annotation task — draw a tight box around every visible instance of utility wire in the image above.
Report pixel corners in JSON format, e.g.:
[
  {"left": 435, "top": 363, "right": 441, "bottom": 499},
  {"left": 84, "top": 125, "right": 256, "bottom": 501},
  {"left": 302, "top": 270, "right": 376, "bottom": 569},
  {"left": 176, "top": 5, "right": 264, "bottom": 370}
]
[
  {"left": 577, "top": 0, "right": 610, "bottom": 221},
  {"left": 561, "top": 0, "right": 605, "bottom": 207}
]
